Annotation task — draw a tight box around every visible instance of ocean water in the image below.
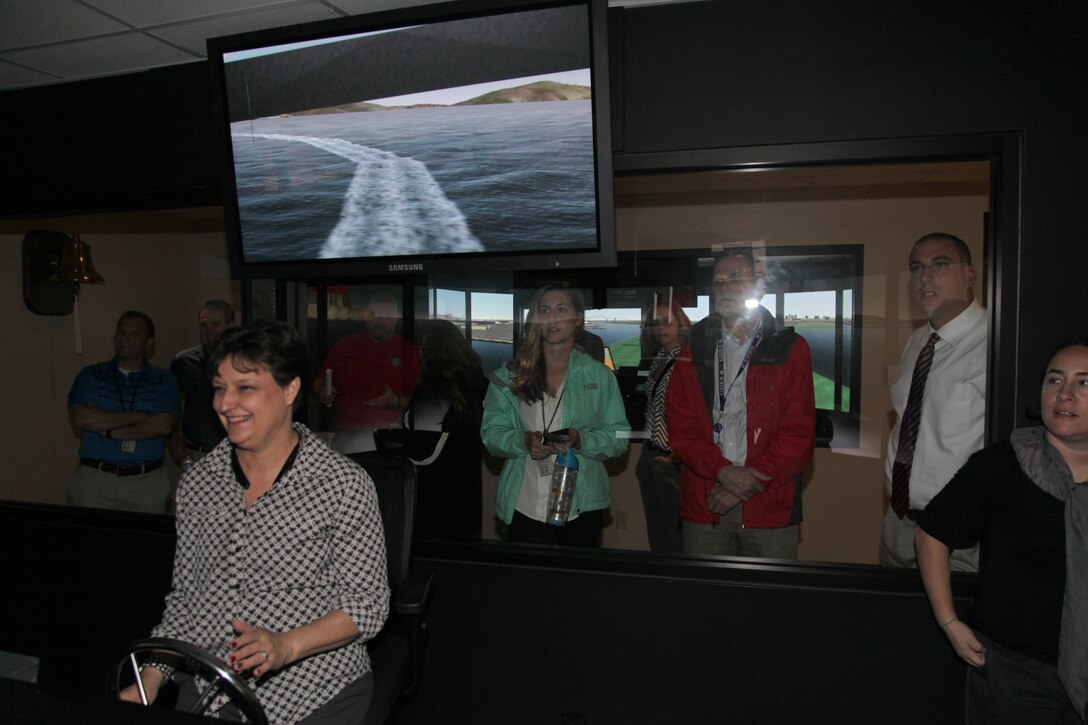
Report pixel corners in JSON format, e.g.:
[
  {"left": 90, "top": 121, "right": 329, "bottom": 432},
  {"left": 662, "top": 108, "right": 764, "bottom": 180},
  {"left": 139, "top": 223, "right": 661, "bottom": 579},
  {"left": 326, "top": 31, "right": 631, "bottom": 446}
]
[{"left": 230, "top": 101, "right": 597, "bottom": 262}]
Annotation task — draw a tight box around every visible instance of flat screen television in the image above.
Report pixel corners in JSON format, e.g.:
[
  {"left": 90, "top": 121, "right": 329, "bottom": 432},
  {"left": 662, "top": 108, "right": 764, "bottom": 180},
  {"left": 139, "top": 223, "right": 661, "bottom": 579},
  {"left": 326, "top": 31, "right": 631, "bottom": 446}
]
[{"left": 207, "top": 0, "right": 614, "bottom": 280}]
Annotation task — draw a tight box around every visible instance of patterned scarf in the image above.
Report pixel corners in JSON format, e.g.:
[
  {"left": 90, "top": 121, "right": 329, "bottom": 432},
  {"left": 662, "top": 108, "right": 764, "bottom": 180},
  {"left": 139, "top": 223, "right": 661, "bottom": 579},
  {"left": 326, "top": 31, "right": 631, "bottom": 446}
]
[
  {"left": 644, "top": 345, "right": 680, "bottom": 450},
  {"left": 1010, "top": 425, "right": 1088, "bottom": 719}
]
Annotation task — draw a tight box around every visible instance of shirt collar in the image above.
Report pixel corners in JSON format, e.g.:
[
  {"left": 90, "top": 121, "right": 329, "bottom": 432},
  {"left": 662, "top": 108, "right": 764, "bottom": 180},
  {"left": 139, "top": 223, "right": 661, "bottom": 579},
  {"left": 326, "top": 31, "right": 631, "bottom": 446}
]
[
  {"left": 928, "top": 298, "right": 984, "bottom": 347},
  {"left": 110, "top": 356, "right": 148, "bottom": 375}
]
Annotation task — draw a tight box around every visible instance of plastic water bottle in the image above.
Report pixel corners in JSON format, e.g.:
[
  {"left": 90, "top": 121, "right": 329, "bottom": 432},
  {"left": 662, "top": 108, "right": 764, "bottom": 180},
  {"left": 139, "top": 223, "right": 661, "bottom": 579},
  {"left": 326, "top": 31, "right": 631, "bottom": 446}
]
[{"left": 546, "top": 448, "right": 579, "bottom": 526}]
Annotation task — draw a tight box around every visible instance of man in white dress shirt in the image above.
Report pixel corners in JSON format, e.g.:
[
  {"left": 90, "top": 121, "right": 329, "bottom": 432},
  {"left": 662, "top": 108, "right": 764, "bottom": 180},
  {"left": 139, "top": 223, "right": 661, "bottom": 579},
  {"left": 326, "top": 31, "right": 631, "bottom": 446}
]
[{"left": 881, "top": 232, "right": 987, "bottom": 571}]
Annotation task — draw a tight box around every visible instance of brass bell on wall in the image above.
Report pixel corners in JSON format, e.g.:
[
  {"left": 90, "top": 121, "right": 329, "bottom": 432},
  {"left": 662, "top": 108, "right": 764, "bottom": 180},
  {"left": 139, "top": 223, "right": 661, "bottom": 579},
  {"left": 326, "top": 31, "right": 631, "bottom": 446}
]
[
  {"left": 22, "top": 230, "right": 105, "bottom": 354},
  {"left": 50, "top": 234, "right": 105, "bottom": 287}
]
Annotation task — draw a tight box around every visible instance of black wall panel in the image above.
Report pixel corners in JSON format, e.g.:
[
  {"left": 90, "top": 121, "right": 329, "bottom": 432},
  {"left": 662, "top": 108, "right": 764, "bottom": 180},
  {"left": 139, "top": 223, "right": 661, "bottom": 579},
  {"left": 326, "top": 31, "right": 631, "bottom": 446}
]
[
  {"left": 0, "top": 63, "right": 221, "bottom": 217},
  {"left": 0, "top": 503, "right": 971, "bottom": 723}
]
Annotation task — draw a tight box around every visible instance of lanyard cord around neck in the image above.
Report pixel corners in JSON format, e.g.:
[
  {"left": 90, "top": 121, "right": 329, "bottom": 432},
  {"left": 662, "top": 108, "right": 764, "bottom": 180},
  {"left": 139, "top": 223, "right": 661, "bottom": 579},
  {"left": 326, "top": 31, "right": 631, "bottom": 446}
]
[
  {"left": 716, "top": 329, "right": 762, "bottom": 418},
  {"left": 113, "top": 368, "right": 143, "bottom": 412},
  {"left": 541, "top": 384, "right": 566, "bottom": 436}
]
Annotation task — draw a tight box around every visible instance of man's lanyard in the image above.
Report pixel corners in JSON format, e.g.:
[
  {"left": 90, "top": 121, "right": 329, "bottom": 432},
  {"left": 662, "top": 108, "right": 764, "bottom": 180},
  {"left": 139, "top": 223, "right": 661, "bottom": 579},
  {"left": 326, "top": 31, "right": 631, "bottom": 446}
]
[
  {"left": 541, "top": 384, "right": 566, "bottom": 437},
  {"left": 714, "top": 330, "right": 762, "bottom": 435},
  {"left": 114, "top": 369, "right": 143, "bottom": 412}
]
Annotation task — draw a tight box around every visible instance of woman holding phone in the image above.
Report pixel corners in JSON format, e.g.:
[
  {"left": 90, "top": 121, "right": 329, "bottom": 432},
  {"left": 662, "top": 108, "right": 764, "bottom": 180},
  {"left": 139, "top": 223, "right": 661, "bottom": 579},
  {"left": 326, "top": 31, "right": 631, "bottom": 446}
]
[{"left": 482, "top": 282, "right": 629, "bottom": 546}]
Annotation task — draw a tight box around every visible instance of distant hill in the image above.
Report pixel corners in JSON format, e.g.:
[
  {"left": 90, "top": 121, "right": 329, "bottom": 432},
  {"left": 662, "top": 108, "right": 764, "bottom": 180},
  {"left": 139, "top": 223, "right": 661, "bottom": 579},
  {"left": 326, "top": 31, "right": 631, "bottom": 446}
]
[
  {"left": 289, "top": 102, "right": 385, "bottom": 116},
  {"left": 456, "top": 80, "right": 592, "bottom": 105},
  {"left": 275, "top": 80, "right": 591, "bottom": 118}
]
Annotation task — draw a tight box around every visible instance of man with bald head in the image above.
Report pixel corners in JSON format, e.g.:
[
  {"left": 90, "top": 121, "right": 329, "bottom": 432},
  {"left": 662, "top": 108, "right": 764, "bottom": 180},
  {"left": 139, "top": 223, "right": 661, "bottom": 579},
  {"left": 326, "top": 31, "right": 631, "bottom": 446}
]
[{"left": 881, "top": 232, "right": 987, "bottom": 571}]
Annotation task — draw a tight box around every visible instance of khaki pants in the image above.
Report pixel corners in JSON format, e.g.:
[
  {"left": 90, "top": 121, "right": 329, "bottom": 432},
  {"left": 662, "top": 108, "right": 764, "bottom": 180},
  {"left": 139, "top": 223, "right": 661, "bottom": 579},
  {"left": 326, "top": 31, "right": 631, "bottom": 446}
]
[
  {"left": 880, "top": 505, "right": 979, "bottom": 572},
  {"left": 682, "top": 503, "right": 799, "bottom": 559},
  {"left": 67, "top": 463, "right": 171, "bottom": 514}
]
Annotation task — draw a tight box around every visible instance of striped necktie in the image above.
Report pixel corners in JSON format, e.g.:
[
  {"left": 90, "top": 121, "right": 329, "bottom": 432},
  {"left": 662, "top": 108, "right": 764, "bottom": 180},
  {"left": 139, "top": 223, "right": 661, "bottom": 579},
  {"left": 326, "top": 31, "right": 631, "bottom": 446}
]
[{"left": 890, "top": 332, "right": 940, "bottom": 518}]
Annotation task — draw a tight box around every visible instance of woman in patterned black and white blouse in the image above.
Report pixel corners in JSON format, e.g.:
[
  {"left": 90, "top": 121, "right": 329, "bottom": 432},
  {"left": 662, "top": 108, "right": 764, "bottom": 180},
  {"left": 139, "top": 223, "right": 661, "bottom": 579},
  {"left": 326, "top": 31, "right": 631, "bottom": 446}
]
[
  {"left": 121, "top": 319, "right": 390, "bottom": 725},
  {"left": 635, "top": 300, "right": 690, "bottom": 553}
]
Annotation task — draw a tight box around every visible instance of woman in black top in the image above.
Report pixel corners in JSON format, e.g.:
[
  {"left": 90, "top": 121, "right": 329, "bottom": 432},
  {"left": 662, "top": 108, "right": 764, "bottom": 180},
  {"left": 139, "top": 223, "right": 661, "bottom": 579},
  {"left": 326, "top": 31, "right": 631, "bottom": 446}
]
[{"left": 916, "top": 338, "right": 1088, "bottom": 724}]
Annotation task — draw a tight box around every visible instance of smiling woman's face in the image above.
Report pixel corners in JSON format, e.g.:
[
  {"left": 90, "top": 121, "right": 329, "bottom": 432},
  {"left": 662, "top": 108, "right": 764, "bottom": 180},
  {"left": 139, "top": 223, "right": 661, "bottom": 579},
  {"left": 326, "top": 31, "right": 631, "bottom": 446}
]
[{"left": 213, "top": 358, "right": 300, "bottom": 453}]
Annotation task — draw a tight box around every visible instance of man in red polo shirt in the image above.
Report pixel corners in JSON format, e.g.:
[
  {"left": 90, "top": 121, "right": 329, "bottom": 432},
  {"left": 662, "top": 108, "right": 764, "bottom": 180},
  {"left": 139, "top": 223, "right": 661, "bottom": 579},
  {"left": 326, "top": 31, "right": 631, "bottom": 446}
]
[{"left": 314, "top": 292, "right": 420, "bottom": 452}]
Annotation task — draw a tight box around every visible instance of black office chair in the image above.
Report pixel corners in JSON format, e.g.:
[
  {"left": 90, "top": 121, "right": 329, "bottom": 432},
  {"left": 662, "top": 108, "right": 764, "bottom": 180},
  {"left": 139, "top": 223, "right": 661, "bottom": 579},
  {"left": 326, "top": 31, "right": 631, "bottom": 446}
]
[
  {"left": 373, "top": 426, "right": 482, "bottom": 541},
  {"left": 350, "top": 453, "right": 435, "bottom": 725}
]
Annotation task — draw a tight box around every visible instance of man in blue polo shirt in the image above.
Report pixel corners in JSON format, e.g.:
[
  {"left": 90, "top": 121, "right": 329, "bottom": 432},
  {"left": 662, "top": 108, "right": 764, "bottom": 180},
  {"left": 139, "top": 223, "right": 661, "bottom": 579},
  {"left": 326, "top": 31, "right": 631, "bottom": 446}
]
[{"left": 67, "top": 311, "right": 179, "bottom": 513}]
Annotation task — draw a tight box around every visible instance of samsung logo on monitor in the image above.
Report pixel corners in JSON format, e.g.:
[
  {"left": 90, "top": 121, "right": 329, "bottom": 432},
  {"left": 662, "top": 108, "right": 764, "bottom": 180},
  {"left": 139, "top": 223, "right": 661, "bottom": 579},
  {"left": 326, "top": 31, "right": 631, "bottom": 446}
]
[{"left": 388, "top": 262, "right": 425, "bottom": 272}]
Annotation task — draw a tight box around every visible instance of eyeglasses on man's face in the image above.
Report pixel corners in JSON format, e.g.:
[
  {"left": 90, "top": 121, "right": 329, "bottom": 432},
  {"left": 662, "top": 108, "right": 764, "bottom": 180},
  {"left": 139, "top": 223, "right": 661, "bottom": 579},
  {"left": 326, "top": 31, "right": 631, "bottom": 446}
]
[{"left": 713, "top": 275, "right": 756, "bottom": 288}]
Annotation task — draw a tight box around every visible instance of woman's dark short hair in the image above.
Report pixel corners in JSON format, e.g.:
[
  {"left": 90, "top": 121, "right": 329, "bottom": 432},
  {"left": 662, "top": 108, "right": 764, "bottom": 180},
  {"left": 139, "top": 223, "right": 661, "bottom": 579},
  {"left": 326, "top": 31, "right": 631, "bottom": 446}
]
[{"left": 206, "top": 319, "right": 308, "bottom": 406}]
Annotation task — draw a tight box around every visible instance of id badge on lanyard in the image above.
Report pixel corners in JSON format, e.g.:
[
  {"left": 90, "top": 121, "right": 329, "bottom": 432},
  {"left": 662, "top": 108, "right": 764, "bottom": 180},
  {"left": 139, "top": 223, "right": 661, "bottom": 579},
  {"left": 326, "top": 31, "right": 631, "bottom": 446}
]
[{"left": 714, "top": 331, "right": 761, "bottom": 443}]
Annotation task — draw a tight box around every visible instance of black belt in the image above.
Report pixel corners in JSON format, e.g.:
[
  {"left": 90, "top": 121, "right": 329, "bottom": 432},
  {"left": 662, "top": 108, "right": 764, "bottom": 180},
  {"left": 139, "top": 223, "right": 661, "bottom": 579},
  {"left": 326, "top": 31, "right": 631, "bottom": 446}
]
[
  {"left": 80, "top": 458, "right": 163, "bottom": 477},
  {"left": 645, "top": 441, "right": 671, "bottom": 454}
]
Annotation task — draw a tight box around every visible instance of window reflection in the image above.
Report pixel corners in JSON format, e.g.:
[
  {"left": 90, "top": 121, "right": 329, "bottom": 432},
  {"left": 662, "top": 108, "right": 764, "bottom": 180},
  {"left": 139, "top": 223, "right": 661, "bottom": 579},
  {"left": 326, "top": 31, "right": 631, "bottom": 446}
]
[
  {"left": 306, "top": 285, "right": 417, "bottom": 455},
  {"left": 469, "top": 291, "right": 514, "bottom": 378},
  {"left": 250, "top": 279, "right": 277, "bottom": 320},
  {"left": 7, "top": 154, "right": 998, "bottom": 570},
  {"left": 290, "top": 160, "right": 991, "bottom": 565}
]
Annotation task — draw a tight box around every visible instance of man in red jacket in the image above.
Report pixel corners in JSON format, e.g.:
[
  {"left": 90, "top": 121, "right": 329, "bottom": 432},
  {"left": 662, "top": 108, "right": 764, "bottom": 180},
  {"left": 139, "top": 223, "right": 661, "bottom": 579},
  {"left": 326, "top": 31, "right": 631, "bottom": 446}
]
[{"left": 666, "top": 249, "right": 815, "bottom": 558}]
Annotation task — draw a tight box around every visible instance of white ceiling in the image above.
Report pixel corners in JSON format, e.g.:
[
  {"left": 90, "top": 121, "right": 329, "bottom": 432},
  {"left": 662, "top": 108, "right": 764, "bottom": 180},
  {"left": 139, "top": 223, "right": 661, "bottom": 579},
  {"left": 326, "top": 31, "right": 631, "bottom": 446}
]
[{"left": 0, "top": 0, "right": 666, "bottom": 93}]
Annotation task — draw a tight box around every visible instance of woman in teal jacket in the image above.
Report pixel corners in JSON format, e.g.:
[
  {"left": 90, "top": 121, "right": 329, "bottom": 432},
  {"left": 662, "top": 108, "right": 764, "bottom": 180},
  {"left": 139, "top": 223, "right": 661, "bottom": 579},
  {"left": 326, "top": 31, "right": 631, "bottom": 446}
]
[{"left": 482, "top": 282, "right": 630, "bottom": 546}]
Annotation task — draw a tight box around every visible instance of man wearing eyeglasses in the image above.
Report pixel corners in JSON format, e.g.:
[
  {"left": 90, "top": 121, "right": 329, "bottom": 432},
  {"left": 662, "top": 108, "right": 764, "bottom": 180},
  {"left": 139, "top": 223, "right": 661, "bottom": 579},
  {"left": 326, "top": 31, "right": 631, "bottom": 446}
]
[
  {"left": 666, "top": 248, "right": 816, "bottom": 558},
  {"left": 881, "top": 232, "right": 986, "bottom": 571}
]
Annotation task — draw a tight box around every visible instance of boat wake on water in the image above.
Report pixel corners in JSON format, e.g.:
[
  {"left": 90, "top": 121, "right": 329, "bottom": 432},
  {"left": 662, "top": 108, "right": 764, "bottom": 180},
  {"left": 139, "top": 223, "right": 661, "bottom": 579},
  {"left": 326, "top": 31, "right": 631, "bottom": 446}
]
[{"left": 235, "top": 132, "right": 485, "bottom": 257}]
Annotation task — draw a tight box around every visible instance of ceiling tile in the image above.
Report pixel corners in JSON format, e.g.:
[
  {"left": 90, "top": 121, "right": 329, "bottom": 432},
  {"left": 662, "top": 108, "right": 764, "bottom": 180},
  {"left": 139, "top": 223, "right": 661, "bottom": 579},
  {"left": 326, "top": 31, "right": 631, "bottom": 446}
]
[
  {"left": 150, "top": 4, "right": 342, "bottom": 57},
  {"left": 326, "top": 0, "right": 450, "bottom": 15},
  {"left": 84, "top": 0, "right": 328, "bottom": 27},
  {"left": 0, "top": 0, "right": 128, "bottom": 50},
  {"left": 0, "top": 58, "right": 63, "bottom": 88},
  {"left": 2, "top": 0, "right": 629, "bottom": 91},
  {"left": 3, "top": 33, "right": 200, "bottom": 79}
]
